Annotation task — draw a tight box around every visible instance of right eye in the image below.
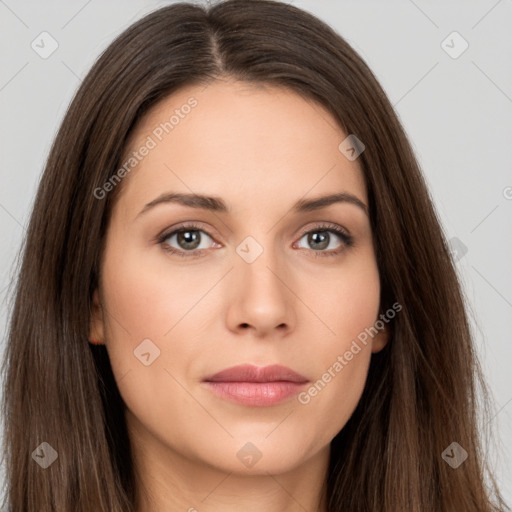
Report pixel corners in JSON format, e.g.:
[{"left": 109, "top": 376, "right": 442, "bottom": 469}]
[{"left": 157, "top": 223, "right": 219, "bottom": 258}]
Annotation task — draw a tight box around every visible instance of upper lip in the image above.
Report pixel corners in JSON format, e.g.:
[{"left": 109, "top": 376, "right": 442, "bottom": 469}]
[{"left": 204, "top": 364, "right": 309, "bottom": 383}]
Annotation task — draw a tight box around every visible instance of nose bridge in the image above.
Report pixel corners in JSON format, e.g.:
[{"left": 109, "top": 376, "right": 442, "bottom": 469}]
[
  {"left": 234, "top": 229, "right": 286, "bottom": 285},
  {"left": 228, "top": 230, "right": 293, "bottom": 330}
]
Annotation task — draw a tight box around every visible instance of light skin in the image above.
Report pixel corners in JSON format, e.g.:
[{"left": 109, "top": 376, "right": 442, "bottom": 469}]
[{"left": 90, "top": 78, "right": 389, "bottom": 512}]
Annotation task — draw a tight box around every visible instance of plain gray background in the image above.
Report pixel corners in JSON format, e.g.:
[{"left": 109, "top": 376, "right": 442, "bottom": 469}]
[{"left": 1, "top": 0, "right": 511, "bottom": 506}]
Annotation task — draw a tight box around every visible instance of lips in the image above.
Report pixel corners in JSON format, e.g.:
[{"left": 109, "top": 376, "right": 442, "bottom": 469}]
[
  {"left": 203, "top": 364, "right": 309, "bottom": 384},
  {"left": 202, "top": 364, "right": 309, "bottom": 407}
]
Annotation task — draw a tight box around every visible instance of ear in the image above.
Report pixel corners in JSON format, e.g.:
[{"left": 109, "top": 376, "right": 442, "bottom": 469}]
[
  {"left": 89, "top": 288, "right": 105, "bottom": 345},
  {"left": 371, "top": 321, "right": 390, "bottom": 353}
]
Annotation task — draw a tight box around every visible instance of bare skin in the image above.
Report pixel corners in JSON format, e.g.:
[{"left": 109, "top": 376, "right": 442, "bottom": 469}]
[{"left": 90, "top": 78, "right": 389, "bottom": 512}]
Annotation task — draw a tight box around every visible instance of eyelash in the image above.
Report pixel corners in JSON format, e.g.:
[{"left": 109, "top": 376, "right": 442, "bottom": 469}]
[{"left": 156, "top": 222, "right": 354, "bottom": 259}]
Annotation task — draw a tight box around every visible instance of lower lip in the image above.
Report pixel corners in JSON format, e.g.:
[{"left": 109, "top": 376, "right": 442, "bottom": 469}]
[{"left": 203, "top": 381, "right": 307, "bottom": 407}]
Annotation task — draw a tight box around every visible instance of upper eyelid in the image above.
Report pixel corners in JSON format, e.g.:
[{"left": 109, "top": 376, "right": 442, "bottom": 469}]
[{"left": 158, "top": 222, "right": 216, "bottom": 243}]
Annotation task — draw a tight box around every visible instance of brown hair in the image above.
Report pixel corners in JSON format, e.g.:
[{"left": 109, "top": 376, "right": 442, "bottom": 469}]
[{"left": 1, "top": 1, "right": 507, "bottom": 510}]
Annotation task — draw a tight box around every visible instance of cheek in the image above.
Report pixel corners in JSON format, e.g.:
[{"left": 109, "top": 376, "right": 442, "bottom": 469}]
[
  {"left": 299, "top": 254, "right": 380, "bottom": 431},
  {"left": 98, "top": 243, "right": 177, "bottom": 384},
  {"left": 99, "top": 247, "right": 204, "bottom": 436},
  {"left": 100, "top": 241, "right": 208, "bottom": 343},
  {"left": 311, "top": 250, "right": 381, "bottom": 343}
]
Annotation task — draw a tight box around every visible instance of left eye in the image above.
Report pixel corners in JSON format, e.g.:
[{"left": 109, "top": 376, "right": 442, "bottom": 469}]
[{"left": 295, "top": 229, "right": 346, "bottom": 252}]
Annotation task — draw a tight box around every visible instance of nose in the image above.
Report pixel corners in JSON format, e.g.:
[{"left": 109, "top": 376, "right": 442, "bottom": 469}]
[{"left": 225, "top": 242, "right": 296, "bottom": 338}]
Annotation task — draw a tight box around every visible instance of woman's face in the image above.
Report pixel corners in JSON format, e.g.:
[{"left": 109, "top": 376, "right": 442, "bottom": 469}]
[{"left": 90, "top": 79, "right": 388, "bottom": 476}]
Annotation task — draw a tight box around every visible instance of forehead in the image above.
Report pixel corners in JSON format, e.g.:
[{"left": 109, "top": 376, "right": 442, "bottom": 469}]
[{"left": 116, "top": 79, "right": 366, "bottom": 218}]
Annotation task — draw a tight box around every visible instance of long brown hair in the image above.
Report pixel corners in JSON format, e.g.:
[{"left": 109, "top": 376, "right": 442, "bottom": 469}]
[{"left": 1, "top": 1, "right": 507, "bottom": 510}]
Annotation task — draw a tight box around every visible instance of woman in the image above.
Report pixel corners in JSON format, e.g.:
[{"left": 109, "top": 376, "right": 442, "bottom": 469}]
[{"left": 1, "top": 0, "right": 507, "bottom": 510}]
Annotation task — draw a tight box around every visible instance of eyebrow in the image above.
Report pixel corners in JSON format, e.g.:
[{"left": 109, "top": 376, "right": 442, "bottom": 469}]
[{"left": 136, "top": 191, "right": 368, "bottom": 219}]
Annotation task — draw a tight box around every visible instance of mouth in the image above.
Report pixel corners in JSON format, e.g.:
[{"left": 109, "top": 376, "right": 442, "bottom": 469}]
[{"left": 202, "top": 364, "right": 309, "bottom": 407}]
